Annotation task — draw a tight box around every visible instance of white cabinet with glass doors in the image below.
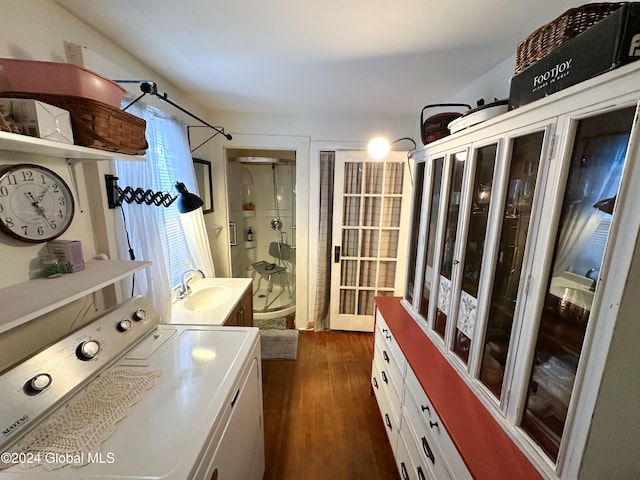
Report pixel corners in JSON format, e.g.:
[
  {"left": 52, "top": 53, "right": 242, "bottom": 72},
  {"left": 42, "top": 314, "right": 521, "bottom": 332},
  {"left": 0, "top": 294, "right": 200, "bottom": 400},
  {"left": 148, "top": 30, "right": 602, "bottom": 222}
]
[{"left": 400, "top": 61, "right": 640, "bottom": 479}]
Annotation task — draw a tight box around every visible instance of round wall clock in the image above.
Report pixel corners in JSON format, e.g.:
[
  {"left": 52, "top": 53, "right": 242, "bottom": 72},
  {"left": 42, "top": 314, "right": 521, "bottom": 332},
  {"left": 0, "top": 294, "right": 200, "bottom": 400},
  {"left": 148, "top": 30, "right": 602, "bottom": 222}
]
[{"left": 0, "top": 163, "right": 75, "bottom": 243}]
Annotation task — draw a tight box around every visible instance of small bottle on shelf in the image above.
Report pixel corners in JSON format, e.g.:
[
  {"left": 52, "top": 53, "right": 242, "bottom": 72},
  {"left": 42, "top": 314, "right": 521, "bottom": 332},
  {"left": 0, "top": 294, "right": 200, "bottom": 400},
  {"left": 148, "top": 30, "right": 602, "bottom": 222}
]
[{"left": 247, "top": 227, "right": 254, "bottom": 241}]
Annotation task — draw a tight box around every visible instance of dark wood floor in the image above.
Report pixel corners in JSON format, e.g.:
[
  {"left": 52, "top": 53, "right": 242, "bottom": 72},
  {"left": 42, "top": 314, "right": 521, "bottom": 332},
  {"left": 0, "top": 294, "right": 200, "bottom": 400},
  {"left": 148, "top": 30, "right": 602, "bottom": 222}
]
[{"left": 261, "top": 330, "right": 400, "bottom": 480}]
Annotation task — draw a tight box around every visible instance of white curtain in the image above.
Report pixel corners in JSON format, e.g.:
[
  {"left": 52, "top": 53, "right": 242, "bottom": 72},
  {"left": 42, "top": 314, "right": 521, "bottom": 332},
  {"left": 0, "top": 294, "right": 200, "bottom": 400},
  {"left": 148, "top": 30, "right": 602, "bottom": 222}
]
[
  {"left": 115, "top": 97, "right": 214, "bottom": 320},
  {"left": 180, "top": 211, "right": 215, "bottom": 278},
  {"left": 114, "top": 110, "right": 172, "bottom": 320}
]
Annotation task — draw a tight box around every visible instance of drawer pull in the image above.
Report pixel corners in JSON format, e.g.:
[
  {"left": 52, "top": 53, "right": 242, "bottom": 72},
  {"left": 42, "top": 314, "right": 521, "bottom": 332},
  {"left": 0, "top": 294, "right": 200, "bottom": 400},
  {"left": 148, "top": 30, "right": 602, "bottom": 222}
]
[
  {"left": 373, "top": 377, "right": 379, "bottom": 389},
  {"left": 429, "top": 420, "right": 439, "bottom": 430},
  {"left": 383, "top": 350, "right": 390, "bottom": 363},
  {"left": 421, "top": 436, "right": 435, "bottom": 465},
  {"left": 401, "top": 462, "right": 409, "bottom": 480},
  {"left": 382, "top": 371, "right": 388, "bottom": 384},
  {"left": 421, "top": 404, "right": 430, "bottom": 414},
  {"left": 417, "top": 466, "right": 427, "bottom": 480},
  {"left": 385, "top": 413, "right": 392, "bottom": 430}
]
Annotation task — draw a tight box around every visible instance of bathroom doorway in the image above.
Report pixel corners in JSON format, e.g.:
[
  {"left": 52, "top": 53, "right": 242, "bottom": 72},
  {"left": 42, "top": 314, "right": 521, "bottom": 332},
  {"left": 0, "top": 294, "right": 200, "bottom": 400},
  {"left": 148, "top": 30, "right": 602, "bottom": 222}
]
[{"left": 226, "top": 148, "right": 297, "bottom": 325}]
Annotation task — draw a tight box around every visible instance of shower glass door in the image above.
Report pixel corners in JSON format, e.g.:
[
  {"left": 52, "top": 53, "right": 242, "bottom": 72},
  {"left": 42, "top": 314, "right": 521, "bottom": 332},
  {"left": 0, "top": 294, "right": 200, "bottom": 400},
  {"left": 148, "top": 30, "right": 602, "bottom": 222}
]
[{"left": 329, "top": 151, "right": 411, "bottom": 332}]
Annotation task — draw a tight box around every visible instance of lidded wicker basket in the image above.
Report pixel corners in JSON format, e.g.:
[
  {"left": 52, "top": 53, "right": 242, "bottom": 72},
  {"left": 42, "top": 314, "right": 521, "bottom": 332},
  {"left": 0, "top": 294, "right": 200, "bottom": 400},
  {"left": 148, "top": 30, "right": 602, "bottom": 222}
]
[{"left": 515, "top": 2, "right": 627, "bottom": 74}]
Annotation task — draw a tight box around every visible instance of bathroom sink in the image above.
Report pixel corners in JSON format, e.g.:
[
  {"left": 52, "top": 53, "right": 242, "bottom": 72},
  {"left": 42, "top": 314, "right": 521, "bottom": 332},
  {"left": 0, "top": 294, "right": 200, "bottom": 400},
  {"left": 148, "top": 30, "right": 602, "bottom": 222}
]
[
  {"left": 171, "top": 277, "right": 252, "bottom": 325},
  {"left": 549, "top": 272, "right": 594, "bottom": 312},
  {"left": 183, "top": 284, "right": 234, "bottom": 312}
]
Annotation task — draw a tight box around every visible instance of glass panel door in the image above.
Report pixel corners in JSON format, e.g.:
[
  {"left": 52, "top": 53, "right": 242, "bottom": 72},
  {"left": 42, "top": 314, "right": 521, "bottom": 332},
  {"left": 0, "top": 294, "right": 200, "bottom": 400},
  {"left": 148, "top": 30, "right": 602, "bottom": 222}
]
[
  {"left": 404, "top": 161, "right": 426, "bottom": 306},
  {"left": 521, "top": 107, "right": 636, "bottom": 461},
  {"left": 330, "top": 151, "right": 410, "bottom": 331},
  {"left": 480, "top": 132, "right": 545, "bottom": 399},
  {"left": 419, "top": 157, "right": 445, "bottom": 320},
  {"left": 434, "top": 151, "right": 467, "bottom": 339},
  {"left": 453, "top": 143, "right": 498, "bottom": 363}
]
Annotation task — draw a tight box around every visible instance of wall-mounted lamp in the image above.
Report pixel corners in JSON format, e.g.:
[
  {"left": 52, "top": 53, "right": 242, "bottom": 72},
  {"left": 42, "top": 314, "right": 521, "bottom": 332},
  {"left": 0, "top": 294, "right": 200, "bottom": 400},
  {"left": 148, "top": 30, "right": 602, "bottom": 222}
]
[
  {"left": 367, "top": 136, "right": 417, "bottom": 160},
  {"left": 105, "top": 174, "right": 204, "bottom": 213}
]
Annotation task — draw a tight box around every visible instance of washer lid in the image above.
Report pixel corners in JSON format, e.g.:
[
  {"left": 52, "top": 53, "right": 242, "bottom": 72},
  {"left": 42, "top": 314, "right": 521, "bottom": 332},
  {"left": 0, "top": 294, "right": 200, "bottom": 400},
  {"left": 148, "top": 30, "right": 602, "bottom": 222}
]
[{"left": 2, "top": 326, "right": 260, "bottom": 479}]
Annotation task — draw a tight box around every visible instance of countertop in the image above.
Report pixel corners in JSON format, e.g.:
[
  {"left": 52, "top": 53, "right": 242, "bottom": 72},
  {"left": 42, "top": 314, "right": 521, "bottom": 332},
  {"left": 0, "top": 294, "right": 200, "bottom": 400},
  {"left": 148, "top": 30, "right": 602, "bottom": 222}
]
[
  {"left": 374, "top": 296, "right": 542, "bottom": 480},
  {"left": 169, "top": 277, "right": 252, "bottom": 325}
]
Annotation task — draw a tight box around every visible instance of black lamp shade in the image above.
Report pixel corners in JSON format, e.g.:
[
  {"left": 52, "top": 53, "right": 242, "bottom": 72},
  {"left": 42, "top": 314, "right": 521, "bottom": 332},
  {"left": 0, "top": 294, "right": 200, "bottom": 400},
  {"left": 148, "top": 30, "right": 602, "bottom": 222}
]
[
  {"left": 593, "top": 196, "right": 616, "bottom": 215},
  {"left": 176, "top": 182, "right": 204, "bottom": 213}
]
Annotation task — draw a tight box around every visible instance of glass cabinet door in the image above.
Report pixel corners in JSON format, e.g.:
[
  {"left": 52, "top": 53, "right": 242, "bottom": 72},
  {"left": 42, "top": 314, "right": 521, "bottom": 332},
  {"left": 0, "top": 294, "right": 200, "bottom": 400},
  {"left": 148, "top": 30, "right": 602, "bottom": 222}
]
[
  {"left": 434, "top": 151, "right": 467, "bottom": 339},
  {"left": 480, "top": 131, "right": 545, "bottom": 399},
  {"left": 521, "top": 107, "right": 636, "bottom": 462},
  {"left": 404, "top": 161, "right": 426, "bottom": 306},
  {"left": 419, "top": 157, "right": 445, "bottom": 320},
  {"left": 453, "top": 143, "right": 498, "bottom": 364}
]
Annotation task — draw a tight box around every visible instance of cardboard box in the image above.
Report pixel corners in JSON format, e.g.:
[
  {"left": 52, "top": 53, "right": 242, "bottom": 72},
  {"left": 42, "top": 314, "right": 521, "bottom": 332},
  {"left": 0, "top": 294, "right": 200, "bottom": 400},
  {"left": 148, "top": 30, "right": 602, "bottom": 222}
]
[
  {"left": 0, "top": 98, "right": 73, "bottom": 144},
  {"left": 509, "top": 3, "right": 640, "bottom": 110},
  {"left": 47, "top": 240, "right": 84, "bottom": 273}
]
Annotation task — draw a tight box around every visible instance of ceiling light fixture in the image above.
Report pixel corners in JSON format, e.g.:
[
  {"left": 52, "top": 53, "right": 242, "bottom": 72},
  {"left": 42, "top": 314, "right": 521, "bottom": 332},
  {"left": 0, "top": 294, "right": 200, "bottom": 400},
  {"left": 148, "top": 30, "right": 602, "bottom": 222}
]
[
  {"left": 367, "top": 136, "right": 417, "bottom": 160},
  {"left": 366, "top": 136, "right": 417, "bottom": 186}
]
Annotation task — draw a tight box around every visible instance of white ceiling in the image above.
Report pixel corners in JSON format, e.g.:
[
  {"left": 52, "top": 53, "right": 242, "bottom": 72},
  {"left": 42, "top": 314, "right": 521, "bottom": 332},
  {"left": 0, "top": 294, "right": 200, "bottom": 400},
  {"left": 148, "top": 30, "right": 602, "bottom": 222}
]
[{"left": 53, "top": 0, "right": 587, "bottom": 120}]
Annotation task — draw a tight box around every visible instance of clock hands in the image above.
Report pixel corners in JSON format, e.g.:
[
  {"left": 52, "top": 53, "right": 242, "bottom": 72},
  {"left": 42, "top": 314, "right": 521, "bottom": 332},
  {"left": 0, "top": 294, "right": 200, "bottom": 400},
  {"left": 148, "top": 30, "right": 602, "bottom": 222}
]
[
  {"left": 25, "top": 191, "right": 55, "bottom": 228},
  {"left": 35, "top": 184, "right": 51, "bottom": 204}
]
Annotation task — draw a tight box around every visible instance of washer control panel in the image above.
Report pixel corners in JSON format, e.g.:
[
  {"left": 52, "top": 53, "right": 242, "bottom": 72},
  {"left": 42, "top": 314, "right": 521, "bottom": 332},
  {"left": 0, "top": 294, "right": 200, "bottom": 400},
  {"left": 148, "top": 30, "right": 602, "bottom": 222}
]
[{"left": 0, "top": 296, "right": 159, "bottom": 450}]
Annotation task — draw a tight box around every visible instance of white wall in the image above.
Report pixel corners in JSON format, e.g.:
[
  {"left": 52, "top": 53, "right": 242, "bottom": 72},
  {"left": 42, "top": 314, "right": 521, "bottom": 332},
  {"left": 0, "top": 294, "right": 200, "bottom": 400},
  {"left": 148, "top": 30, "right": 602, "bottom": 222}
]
[{"left": 446, "top": 55, "right": 516, "bottom": 106}]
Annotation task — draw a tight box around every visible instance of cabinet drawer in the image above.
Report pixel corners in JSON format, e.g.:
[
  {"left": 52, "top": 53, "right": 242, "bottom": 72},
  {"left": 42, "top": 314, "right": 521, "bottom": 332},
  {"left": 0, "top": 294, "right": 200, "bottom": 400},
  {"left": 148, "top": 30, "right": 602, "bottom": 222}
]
[
  {"left": 402, "top": 395, "right": 453, "bottom": 480},
  {"left": 374, "top": 341, "right": 403, "bottom": 405},
  {"left": 375, "top": 312, "right": 407, "bottom": 379},
  {"left": 401, "top": 413, "right": 434, "bottom": 480},
  {"left": 404, "top": 367, "right": 471, "bottom": 480},
  {"left": 396, "top": 429, "right": 421, "bottom": 480},
  {"left": 371, "top": 360, "right": 399, "bottom": 452},
  {"left": 373, "top": 347, "right": 402, "bottom": 423}
]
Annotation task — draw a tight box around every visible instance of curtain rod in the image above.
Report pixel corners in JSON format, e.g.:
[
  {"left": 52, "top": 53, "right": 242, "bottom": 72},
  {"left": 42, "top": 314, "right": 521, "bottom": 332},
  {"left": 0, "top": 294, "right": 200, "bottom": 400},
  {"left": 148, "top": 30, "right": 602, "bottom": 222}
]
[{"left": 115, "top": 80, "right": 232, "bottom": 152}]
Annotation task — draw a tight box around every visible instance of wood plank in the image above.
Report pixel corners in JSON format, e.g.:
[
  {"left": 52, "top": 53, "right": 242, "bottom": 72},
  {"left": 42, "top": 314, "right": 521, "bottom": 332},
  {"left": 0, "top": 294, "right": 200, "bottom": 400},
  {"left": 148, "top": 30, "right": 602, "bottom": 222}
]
[{"left": 262, "top": 330, "right": 400, "bottom": 480}]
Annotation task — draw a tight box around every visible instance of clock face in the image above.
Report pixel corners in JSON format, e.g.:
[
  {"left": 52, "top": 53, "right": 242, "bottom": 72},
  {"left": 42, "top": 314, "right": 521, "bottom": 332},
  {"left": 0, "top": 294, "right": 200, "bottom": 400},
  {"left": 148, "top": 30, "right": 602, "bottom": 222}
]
[{"left": 0, "top": 164, "right": 75, "bottom": 243}]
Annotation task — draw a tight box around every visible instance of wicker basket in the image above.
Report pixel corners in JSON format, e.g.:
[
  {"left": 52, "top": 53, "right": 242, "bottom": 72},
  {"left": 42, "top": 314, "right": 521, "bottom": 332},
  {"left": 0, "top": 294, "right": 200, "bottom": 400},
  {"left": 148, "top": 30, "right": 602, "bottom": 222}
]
[
  {"left": 0, "top": 111, "right": 10, "bottom": 133},
  {"left": 515, "top": 2, "right": 627, "bottom": 74},
  {"left": 0, "top": 92, "right": 148, "bottom": 155}
]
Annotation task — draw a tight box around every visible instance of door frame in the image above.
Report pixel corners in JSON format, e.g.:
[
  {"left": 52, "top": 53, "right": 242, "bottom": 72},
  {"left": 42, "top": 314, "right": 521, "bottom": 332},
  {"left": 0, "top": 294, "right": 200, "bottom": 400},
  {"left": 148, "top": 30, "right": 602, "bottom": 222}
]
[{"left": 211, "top": 134, "right": 310, "bottom": 329}]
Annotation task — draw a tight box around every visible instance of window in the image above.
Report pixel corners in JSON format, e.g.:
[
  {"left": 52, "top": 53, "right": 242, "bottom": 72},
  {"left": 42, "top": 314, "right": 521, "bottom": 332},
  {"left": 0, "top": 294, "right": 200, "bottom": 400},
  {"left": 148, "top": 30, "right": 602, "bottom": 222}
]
[{"left": 115, "top": 100, "right": 199, "bottom": 289}]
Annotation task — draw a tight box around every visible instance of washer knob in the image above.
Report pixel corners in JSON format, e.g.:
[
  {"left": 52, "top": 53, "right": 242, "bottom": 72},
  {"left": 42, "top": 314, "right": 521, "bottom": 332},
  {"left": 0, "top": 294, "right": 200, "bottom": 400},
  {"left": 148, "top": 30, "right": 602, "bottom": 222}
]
[
  {"left": 118, "top": 318, "right": 132, "bottom": 332},
  {"left": 77, "top": 340, "right": 100, "bottom": 360},
  {"left": 29, "top": 373, "right": 52, "bottom": 392},
  {"left": 134, "top": 308, "right": 147, "bottom": 321}
]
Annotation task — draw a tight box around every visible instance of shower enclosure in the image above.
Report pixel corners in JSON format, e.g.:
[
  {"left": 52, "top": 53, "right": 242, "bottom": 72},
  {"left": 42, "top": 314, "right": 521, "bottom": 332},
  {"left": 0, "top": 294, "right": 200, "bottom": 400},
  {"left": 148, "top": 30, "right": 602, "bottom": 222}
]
[{"left": 227, "top": 155, "right": 296, "bottom": 321}]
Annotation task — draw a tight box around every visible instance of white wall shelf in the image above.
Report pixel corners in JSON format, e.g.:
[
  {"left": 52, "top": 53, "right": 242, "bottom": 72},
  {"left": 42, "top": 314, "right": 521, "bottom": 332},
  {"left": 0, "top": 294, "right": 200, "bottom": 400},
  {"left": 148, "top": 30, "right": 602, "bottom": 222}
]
[
  {"left": 0, "top": 259, "right": 150, "bottom": 334},
  {"left": 0, "top": 130, "right": 144, "bottom": 162}
]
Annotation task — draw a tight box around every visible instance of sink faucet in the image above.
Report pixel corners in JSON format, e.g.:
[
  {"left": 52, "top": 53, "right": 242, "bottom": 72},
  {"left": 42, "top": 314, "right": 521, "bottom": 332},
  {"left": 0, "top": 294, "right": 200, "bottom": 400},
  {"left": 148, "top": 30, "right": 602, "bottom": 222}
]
[{"left": 177, "top": 268, "right": 205, "bottom": 299}]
